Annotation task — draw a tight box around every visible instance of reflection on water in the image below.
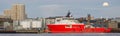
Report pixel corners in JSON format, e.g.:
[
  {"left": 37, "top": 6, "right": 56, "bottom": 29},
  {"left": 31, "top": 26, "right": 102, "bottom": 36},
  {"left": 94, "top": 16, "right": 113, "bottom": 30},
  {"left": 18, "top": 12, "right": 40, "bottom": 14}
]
[{"left": 0, "top": 33, "right": 120, "bottom": 36}]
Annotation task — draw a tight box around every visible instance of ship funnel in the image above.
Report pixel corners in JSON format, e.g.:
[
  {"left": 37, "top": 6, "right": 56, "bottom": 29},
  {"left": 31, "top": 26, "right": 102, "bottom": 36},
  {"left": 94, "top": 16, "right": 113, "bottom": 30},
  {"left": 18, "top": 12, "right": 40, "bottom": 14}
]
[
  {"left": 87, "top": 14, "right": 91, "bottom": 25},
  {"left": 66, "top": 10, "right": 72, "bottom": 17}
]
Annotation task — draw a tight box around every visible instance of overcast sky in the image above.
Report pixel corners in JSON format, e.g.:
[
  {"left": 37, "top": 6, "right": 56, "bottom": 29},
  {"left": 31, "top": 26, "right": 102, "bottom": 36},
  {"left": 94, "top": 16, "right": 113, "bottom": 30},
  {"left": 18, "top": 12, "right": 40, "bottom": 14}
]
[{"left": 0, "top": 0, "right": 120, "bottom": 18}]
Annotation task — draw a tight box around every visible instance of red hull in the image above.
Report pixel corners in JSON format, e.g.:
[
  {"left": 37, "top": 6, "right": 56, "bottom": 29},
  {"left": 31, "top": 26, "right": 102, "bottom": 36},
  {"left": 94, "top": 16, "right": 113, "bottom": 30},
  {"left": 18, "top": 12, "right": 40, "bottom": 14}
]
[{"left": 47, "top": 24, "right": 111, "bottom": 33}]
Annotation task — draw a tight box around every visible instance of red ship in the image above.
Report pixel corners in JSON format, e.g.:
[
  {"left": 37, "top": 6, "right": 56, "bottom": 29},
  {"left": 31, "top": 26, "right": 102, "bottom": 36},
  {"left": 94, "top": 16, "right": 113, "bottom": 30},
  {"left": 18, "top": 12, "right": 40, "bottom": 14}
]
[
  {"left": 47, "top": 19, "right": 111, "bottom": 33},
  {"left": 46, "top": 11, "right": 111, "bottom": 33}
]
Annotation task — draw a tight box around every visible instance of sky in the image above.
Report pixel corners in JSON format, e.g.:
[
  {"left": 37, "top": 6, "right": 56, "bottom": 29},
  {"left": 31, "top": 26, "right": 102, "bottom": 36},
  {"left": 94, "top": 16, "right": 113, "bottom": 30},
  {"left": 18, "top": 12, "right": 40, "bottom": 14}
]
[{"left": 0, "top": 0, "right": 120, "bottom": 18}]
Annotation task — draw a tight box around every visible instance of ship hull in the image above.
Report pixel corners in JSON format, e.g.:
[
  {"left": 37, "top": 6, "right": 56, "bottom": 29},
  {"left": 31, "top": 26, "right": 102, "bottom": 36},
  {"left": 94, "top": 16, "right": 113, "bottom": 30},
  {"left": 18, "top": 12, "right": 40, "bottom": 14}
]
[{"left": 47, "top": 24, "right": 111, "bottom": 33}]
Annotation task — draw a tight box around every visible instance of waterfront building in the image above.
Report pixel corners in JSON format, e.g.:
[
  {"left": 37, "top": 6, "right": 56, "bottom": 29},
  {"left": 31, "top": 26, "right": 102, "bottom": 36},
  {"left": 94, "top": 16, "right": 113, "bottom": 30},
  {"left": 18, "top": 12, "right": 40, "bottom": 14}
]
[
  {"left": 13, "top": 18, "right": 44, "bottom": 30},
  {"left": 4, "top": 9, "right": 11, "bottom": 18},
  {"left": 111, "top": 17, "right": 120, "bottom": 28},
  {"left": 11, "top": 4, "right": 27, "bottom": 21},
  {"left": 0, "top": 15, "right": 8, "bottom": 18}
]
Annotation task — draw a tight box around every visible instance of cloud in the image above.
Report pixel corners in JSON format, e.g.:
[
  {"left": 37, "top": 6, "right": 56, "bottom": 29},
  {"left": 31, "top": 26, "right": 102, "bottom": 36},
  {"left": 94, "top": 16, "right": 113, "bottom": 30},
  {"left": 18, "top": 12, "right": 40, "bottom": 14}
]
[
  {"left": 98, "top": 7, "right": 120, "bottom": 18},
  {"left": 0, "top": 0, "right": 40, "bottom": 4},
  {"left": 39, "top": 4, "right": 64, "bottom": 12},
  {"left": 39, "top": 4, "right": 66, "bottom": 17}
]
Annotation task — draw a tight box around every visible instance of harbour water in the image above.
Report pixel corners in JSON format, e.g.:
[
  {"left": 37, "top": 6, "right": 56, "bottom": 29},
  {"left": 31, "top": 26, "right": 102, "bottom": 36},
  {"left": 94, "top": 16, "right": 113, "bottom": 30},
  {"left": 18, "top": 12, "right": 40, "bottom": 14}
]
[{"left": 0, "top": 33, "right": 120, "bottom": 36}]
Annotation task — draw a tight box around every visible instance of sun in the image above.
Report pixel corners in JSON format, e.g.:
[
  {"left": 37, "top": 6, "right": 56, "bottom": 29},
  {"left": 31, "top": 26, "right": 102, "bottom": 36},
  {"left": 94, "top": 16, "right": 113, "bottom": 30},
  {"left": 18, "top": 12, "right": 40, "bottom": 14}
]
[{"left": 103, "top": 2, "right": 109, "bottom": 7}]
